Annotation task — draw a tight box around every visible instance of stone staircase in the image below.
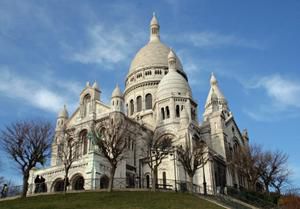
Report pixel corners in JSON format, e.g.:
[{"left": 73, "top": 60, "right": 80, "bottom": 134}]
[{"left": 198, "top": 194, "right": 254, "bottom": 209}]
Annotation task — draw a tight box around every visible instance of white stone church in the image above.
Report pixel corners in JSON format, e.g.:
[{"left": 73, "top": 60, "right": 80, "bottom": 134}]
[{"left": 29, "top": 14, "right": 250, "bottom": 194}]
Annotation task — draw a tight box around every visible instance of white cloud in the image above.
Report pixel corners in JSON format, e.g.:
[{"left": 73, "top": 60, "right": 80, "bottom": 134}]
[
  {"left": 182, "top": 32, "right": 263, "bottom": 49},
  {"left": 242, "top": 74, "right": 300, "bottom": 121},
  {"left": 69, "top": 23, "right": 145, "bottom": 67},
  {"left": 0, "top": 67, "right": 77, "bottom": 113},
  {"left": 248, "top": 74, "right": 300, "bottom": 108}
]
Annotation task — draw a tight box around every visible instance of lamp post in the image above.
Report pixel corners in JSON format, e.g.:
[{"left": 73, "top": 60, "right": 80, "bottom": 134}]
[
  {"left": 170, "top": 147, "right": 177, "bottom": 192},
  {"left": 202, "top": 156, "right": 207, "bottom": 195}
]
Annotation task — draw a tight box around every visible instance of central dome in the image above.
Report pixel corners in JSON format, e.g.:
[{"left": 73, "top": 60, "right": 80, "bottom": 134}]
[
  {"left": 127, "top": 14, "right": 185, "bottom": 77},
  {"left": 128, "top": 41, "right": 183, "bottom": 75}
]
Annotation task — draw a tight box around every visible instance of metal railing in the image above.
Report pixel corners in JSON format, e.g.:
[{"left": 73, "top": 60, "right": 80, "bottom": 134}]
[{"left": 1, "top": 177, "right": 215, "bottom": 198}]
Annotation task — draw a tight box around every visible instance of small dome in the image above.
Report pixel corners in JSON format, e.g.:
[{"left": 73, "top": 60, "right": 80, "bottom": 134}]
[
  {"left": 157, "top": 69, "right": 191, "bottom": 99},
  {"left": 58, "top": 105, "right": 68, "bottom": 118},
  {"left": 128, "top": 41, "right": 184, "bottom": 76},
  {"left": 112, "top": 85, "right": 123, "bottom": 98}
]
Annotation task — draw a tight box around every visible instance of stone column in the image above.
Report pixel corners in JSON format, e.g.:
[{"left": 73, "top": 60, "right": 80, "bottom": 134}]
[{"left": 170, "top": 97, "right": 175, "bottom": 120}]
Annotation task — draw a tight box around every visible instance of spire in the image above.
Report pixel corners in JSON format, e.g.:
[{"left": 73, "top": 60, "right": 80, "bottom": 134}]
[
  {"left": 92, "top": 81, "right": 99, "bottom": 90},
  {"left": 150, "top": 12, "right": 160, "bottom": 42},
  {"left": 204, "top": 73, "right": 228, "bottom": 118},
  {"left": 112, "top": 84, "right": 123, "bottom": 98},
  {"left": 58, "top": 104, "right": 69, "bottom": 118},
  {"left": 168, "top": 49, "right": 177, "bottom": 72},
  {"left": 207, "top": 72, "right": 225, "bottom": 101},
  {"left": 210, "top": 72, "right": 217, "bottom": 85}
]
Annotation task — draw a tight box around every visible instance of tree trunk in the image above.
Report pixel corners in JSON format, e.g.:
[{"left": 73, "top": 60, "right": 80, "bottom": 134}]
[
  {"left": 151, "top": 166, "right": 158, "bottom": 192},
  {"left": 188, "top": 175, "right": 194, "bottom": 193},
  {"left": 21, "top": 171, "right": 30, "bottom": 198},
  {"left": 265, "top": 182, "right": 270, "bottom": 195},
  {"left": 64, "top": 169, "right": 69, "bottom": 193},
  {"left": 250, "top": 181, "right": 256, "bottom": 191},
  {"left": 108, "top": 166, "right": 116, "bottom": 192}
]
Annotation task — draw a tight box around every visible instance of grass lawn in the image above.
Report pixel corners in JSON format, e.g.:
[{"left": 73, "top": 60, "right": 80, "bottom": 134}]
[{"left": 0, "top": 191, "right": 225, "bottom": 209}]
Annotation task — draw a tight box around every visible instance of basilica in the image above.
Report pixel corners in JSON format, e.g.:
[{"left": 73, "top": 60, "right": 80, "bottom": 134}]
[{"left": 29, "top": 14, "right": 250, "bottom": 194}]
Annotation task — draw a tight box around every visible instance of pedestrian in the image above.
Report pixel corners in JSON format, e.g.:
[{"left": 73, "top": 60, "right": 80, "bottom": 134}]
[
  {"left": 34, "top": 175, "right": 40, "bottom": 193},
  {"left": 1, "top": 184, "right": 8, "bottom": 198},
  {"left": 40, "top": 176, "right": 46, "bottom": 192}
]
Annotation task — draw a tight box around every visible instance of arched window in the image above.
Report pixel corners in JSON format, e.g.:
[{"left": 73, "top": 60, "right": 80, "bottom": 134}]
[
  {"left": 83, "top": 94, "right": 91, "bottom": 117},
  {"left": 145, "top": 94, "right": 152, "bottom": 110},
  {"left": 161, "top": 107, "right": 165, "bottom": 120},
  {"left": 146, "top": 175, "right": 150, "bottom": 188},
  {"left": 130, "top": 99, "right": 134, "bottom": 115},
  {"left": 137, "top": 96, "right": 142, "bottom": 112},
  {"left": 166, "top": 106, "right": 170, "bottom": 118},
  {"left": 176, "top": 105, "right": 180, "bottom": 118},
  {"left": 233, "top": 140, "right": 240, "bottom": 153},
  {"left": 80, "top": 130, "right": 88, "bottom": 155}
]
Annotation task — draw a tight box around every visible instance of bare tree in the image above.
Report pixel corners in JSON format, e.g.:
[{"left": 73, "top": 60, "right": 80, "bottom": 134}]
[
  {"left": 92, "top": 112, "right": 129, "bottom": 192},
  {"left": 143, "top": 131, "right": 172, "bottom": 192},
  {"left": 0, "top": 121, "right": 53, "bottom": 197},
  {"left": 258, "top": 150, "right": 289, "bottom": 194},
  {"left": 176, "top": 135, "right": 208, "bottom": 192},
  {"left": 271, "top": 168, "right": 291, "bottom": 195},
  {"left": 56, "top": 128, "right": 81, "bottom": 192},
  {"left": 232, "top": 144, "right": 262, "bottom": 191}
]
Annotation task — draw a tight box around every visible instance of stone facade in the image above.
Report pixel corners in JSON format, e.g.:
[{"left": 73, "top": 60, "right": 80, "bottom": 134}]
[{"left": 29, "top": 14, "right": 250, "bottom": 194}]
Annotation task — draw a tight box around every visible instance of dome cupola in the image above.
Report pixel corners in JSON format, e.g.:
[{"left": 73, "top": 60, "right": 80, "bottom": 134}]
[
  {"left": 150, "top": 12, "right": 160, "bottom": 42},
  {"left": 156, "top": 50, "right": 192, "bottom": 100}
]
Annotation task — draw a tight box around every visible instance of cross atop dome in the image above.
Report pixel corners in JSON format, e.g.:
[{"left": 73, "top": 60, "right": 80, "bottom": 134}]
[{"left": 150, "top": 12, "right": 160, "bottom": 42}]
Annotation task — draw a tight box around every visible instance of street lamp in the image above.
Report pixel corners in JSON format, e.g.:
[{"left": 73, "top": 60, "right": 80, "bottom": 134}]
[
  {"left": 170, "top": 147, "right": 177, "bottom": 192},
  {"left": 202, "top": 155, "right": 207, "bottom": 195}
]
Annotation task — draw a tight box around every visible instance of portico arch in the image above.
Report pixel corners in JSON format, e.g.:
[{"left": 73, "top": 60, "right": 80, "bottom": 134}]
[
  {"left": 71, "top": 173, "right": 85, "bottom": 190},
  {"left": 52, "top": 178, "right": 64, "bottom": 192},
  {"left": 100, "top": 175, "right": 109, "bottom": 189}
]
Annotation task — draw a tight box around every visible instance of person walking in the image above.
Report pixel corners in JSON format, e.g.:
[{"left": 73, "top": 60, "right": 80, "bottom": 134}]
[
  {"left": 34, "top": 175, "right": 40, "bottom": 193},
  {"left": 40, "top": 176, "right": 46, "bottom": 192},
  {"left": 1, "top": 184, "right": 8, "bottom": 198}
]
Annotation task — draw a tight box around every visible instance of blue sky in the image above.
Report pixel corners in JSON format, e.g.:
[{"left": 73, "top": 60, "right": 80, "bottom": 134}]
[{"left": 0, "top": 0, "right": 299, "bottom": 188}]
